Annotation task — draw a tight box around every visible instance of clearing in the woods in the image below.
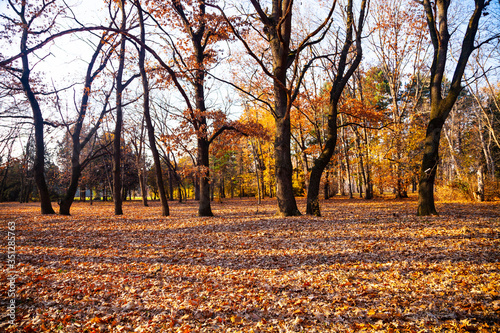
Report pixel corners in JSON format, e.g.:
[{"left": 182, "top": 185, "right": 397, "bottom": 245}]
[{"left": 1, "top": 197, "right": 499, "bottom": 332}]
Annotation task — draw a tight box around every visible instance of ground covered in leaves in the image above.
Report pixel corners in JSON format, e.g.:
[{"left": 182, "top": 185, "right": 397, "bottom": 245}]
[{"left": 1, "top": 197, "right": 499, "bottom": 332}]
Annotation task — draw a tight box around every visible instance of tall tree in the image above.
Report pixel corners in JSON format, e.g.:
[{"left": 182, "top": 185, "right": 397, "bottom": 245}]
[
  {"left": 148, "top": 0, "right": 243, "bottom": 216},
  {"left": 1, "top": 0, "right": 62, "bottom": 214},
  {"left": 135, "top": 0, "right": 169, "bottom": 216},
  {"left": 128, "top": 115, "right": 149, "bottom": 207},
  {"left": 214, "top": 0, "right": 335, "bottom": 216},
  {"left": 57, "top": 31, "right": 115, "bottom": 215},
  {"left": 113, "top": 0, "right": 127, "bottom": 215},
  {"left": 417, "top": 0, "right": 493, "bottom": 215},
  {"left": 306, "top": 0, "right": 368, "bottom": 216}
]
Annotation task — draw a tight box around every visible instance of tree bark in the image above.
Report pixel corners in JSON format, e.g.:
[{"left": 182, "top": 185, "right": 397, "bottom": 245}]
[
  {"left": 59, "top": 165, "right": 81, "bottom": 215},
  {"left": 476, "top": 165, "right": 485, "bottom": 202},
  {"left": 355, "top": 132, "right": 367, "bottom": 198},
  {"left": 417, "top": 118, "right": 443, "bottom": 215},
  {"left": 269, "top": 1, "right": 300, "bottom": 217},
  {"left": 363, "top": 127, "right": 374, "bottom": 199},
  {"left": 194, "top": 176, "right": 200, "bottom": 200},
  {"left": 307, "top": 105, "right": 338, "bottom": 216},
  {"left": 138, "top": 165, "right": 148, "bottom": 206}
]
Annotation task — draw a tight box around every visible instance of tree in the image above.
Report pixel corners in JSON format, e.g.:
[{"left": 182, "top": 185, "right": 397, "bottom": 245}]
[
  {"left": 128, "top": 115, "right": 149, "bottom": 207},
  {"left": 306, "top": 0, "right": 368, "bottom": 216},
  {"left": 57, "top": 30, "right": 115, "bottom": 215},
  {"left": 135, "top": 0, "right": 169, "bottom": 216},
  {"left": 215, "top": 0, "right": 335, "bottom": 216},
  {"left": 417, "top": 0, "right": 494, "bottom": 216},
  {"left": 0, "top": 0, "right": 63, "bottom": 214},
  {"left": 148, "top": 0, "right": 244, "bottom": 216},
  {"left": 111, "top": 0, "right": 140, "bottom": 215}
]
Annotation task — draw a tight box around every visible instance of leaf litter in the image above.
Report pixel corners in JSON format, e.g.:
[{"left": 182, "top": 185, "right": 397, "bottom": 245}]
[{"left": 0, "top": 198, "right": 499, "bottom": 332}]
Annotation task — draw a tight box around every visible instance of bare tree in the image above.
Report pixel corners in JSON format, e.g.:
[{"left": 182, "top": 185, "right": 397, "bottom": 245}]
[
  {"left": 417, "top": 0, "right": 496, "bottom": 215},
  {"left": 135, "top": 0, "right": 169, "bottom": 216},
  {"left": 306, "top": 0, "right": 368, "bottom": 216},
  {"left": 0, "top": 1, "right": 67, "bottom": 214},
  {"left": 57, "top": 30, "right": 115, "bottom": 215}
]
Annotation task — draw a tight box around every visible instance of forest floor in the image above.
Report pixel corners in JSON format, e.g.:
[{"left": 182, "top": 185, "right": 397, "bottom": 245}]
[{"left": 1, "top": 197, "right": 499, "bottom": 332}]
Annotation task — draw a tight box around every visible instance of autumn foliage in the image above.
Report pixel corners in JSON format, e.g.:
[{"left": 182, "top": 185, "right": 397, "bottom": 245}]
[{"left": 1, "top": 198, "right": 499, "bottom": 332}]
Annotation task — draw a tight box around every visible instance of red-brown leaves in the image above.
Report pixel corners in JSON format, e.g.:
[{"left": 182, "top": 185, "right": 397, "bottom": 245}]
[{"left": 1, "top": 198, "right": 499, "bottom": 331}]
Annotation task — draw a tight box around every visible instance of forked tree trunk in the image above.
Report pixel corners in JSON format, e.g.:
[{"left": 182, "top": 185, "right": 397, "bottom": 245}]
[
  {"left": 59, "top": 31, "right": 111, "bottom": 215},
  {"left": 306, "top": 0, "right": 366, "bottom": 215}
]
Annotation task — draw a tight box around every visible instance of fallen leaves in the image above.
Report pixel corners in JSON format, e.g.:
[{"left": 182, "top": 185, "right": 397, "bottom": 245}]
[{"left": 0, "top": 197, "right": 499, "bottom": 332}]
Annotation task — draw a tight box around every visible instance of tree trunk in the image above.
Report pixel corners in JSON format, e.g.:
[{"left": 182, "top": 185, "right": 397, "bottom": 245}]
[
  {"left": 418, "top": 0, "right": 485, "bottom": 215},
  {"left": 136, "top": 0, "right": 168, "bottom": 216},
  {"left": 306, "top": 107, "right": 337, "bottom": 216},
  {"left": 113, "top": 0, "right": 127, "bottom": 216},
  {"left": 305, "top": 0, "right": 366, "bottom": 215},
  {"left": 268, "top": 147, "right": 274, "bottom": 198},
  {"left": 255, "top": 156, "right": 262, "bottom": 205},
  {"left": 0, "top": 162, "right": 9, "bottom": 202},
  {"left": 363, "top": 128, "right": 374, "bottom": 199},
  {"left": 59, "top": 164, "right": 81, "bottom": 215},
  {"left": 169, "top": 169, "right": 174, "bottom": 201},
  {"left": 417, "top": 118, "right": 443, "bottom": 215},
  {"left": 338, "top": 164, "right": 345, "bottom": 196},
  {"left": 177, "top": 182, "right": 183, "bottom": 203},
  {"left": 220, "top": 170, "right": 225, "bottom": 199},
  {"left": 345, "top": 149, "right": 353, "bottom": 199},
  {"left": 476, "top": 165, "right": 485, "bottom": 202},
  {"left": 301, "top": 151, "right": 309, "bottom": 194},
  {"left": 194, "top": 175, "right": 200, "bottom": 200},
  {"left": 198, "top": 138, "right": 213, "bottom": 216},
  {"left": 139, "top": 168, "right": 148, "bottom": 206},
  {"left": 355, "top": 133, "right": 367, "bottom": 199},
  {"left": 395, "top": 141, "right": 408, "bottom": 198},
  {"left": 275, "top": 115, "right": 300, "bottom": 216},
  {"left": 323, "top": 170, "right": 330, "bottom": 200},
  {"left": 20, "top": 31, "right": 54, "bottom": 214}
]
